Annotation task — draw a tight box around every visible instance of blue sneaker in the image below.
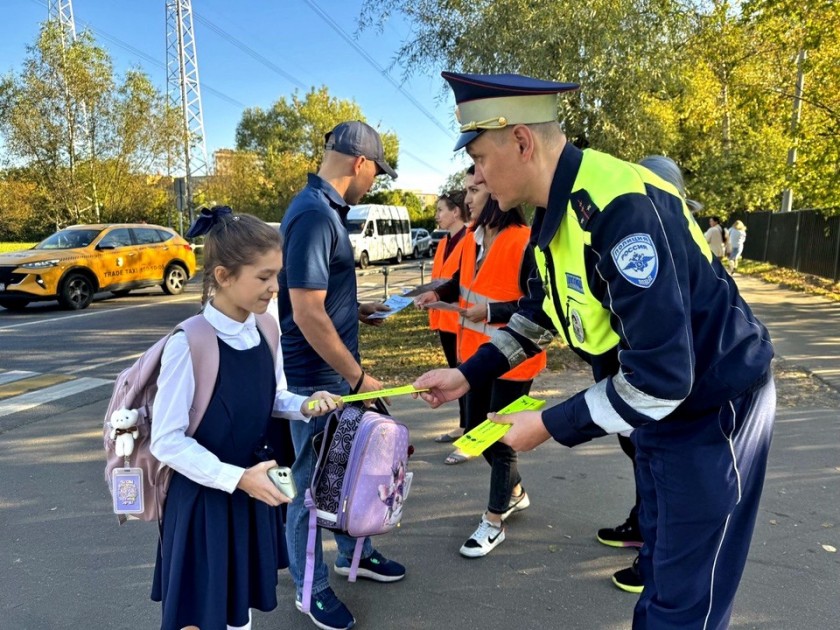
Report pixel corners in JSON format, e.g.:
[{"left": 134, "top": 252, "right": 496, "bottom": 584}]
[
  {"left": 333, "top": 549, "right": 406, "bottom": 583},
  {"left": 295, "top": 586, "right": 355, "bottom": 630}
]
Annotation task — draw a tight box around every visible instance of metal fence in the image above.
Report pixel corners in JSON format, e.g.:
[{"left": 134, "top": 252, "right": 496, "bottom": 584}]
[{"left": 734, "top": 210, "right": 840, "bottom": 282}]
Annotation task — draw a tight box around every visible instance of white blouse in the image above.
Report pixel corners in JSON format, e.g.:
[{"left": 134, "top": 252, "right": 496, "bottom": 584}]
[{"left": 150, "top": 302, "right": 307, "bottom": 494}]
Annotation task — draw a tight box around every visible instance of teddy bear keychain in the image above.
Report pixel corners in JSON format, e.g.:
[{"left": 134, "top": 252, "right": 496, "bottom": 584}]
[{"left": 110, "top": 408, "right": 140, "bottom": 460}]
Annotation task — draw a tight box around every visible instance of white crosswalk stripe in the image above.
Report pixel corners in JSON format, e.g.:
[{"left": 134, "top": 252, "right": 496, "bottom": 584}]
[
  {"left": 0, "top": 376, "right": 112, "bottom": 418},
  {"left": 0, "top": 370, "right": 38, "bottom": 386}
]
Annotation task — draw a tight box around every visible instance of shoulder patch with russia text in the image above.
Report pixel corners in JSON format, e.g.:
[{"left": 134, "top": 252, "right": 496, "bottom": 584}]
[{"left": 611, "top": 233, "right": 658, "bottom": 288}]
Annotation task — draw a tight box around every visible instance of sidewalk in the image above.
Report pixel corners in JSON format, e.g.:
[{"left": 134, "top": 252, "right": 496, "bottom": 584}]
[
  {"left": 732, "top": 274, "right": 840, "bottom": 392},
  {"left": 0, "top": 277, "right": 837, "bottom": 629}
]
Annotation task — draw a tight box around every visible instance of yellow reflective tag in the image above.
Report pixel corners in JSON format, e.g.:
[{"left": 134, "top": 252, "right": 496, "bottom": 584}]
[{"left": 453, "top": 396, "right": 546, "bottom": 456}]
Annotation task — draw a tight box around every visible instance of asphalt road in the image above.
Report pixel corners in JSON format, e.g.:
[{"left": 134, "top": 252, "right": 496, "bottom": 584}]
[{"left": 1, "top": 264, "right": 838, "bottom": 629}]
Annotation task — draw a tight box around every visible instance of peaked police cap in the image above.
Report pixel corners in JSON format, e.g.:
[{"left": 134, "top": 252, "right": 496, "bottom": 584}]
[{"left": 441, "top": 72, "right": 579, "bottom": 151}]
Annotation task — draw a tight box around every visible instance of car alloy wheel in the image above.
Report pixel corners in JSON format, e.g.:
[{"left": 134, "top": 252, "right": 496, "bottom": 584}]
[
  {"left": 59, "top": 273, "right": 94, "bottom": 310},
  {"left": 162, "top": 264, "right": 187, "bottom": 295}
]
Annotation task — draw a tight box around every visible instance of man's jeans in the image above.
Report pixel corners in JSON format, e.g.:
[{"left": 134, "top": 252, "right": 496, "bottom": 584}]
[{"left": 286, "top": 379, "right": 373, "bottom": 597}]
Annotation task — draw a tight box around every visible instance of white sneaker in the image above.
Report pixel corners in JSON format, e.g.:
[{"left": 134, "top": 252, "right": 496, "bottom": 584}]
[
  {"left": 501, "top": 490, "right": 530, "bottom": 521},
  {"left": 460, "top": 516, "right": 506, "bottom": 558}
]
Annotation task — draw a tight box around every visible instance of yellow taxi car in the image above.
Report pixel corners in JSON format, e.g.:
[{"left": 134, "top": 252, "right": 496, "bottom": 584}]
[{"left": 0, "top": 223, "right": 196, "bottom": 311}]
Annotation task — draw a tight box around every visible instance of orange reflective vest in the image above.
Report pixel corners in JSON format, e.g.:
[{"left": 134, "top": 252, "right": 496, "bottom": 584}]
[
  {"left": 458, "top": 225, "right": 547, "bottom": 381},
  {"left": 429, "top": 230, "right": 466, "bottom": 333}
]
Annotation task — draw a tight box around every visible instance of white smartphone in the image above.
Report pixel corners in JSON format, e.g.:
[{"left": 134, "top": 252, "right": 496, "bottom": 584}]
[{"left": 266, "top": 466, "right": 297, "bottom": 499}]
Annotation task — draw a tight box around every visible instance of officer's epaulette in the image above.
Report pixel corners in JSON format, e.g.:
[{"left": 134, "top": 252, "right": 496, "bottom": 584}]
[{"left": 569, "top": 190, "right": 601, "bottom": 229}]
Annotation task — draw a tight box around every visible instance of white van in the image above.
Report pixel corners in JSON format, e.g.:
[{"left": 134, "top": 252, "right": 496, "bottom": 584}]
[{"left": 346, "top": 204, "right": 412, "bottom": 268}]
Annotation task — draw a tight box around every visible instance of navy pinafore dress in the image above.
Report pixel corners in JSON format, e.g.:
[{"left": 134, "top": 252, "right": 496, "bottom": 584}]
[{"left": 151, "top": 335, "right": 286, "bottom": 630}]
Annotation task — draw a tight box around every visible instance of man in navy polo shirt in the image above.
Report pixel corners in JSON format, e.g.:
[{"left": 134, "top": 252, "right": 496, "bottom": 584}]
[{"left": 278, "top": 121, "right": 405, "bottom": 630}]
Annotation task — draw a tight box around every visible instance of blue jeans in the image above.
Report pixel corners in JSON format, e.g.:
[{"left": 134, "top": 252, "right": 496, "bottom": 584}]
[{"left": 286, "top": 379, "right": 373, "bottom": 597}]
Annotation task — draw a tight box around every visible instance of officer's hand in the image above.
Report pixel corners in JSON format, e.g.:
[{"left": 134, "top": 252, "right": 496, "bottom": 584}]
[
  {"left": 461, "top": 303, "right": 486, "bottom": 323},
  {"left": 412, "top": 368, "right": 470, "bottom": 408},
  {"left": 413, "top": 291, "right": 437, "bottom": 309},
  {"left": 488, "top": 411, "right": 551, "bottom": 451},
  {"left": 359, "top": 302, "right": 390, "bottom": 326}
]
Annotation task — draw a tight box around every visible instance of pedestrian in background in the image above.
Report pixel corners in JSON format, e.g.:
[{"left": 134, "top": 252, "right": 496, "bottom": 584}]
[
  {"left": 728, "top": 220, "right": 747, "bottom": 274},
  {"left": 704, "top": 216, "right": 727, "bottom": 259},
  {"left": 429, "top": 189, "right": 469, "bottom": 444},
  {"left": 415, "top": 71, "right": 775, "bottom": 629},
  {"left": 150, "top": 208, "right": 339, "bottom": 630},
  {"left": 277, "top": 121, "right": 406, "bottom": 630}
]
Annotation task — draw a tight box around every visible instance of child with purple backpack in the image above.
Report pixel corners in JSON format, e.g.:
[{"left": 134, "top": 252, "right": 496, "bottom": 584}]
[{"left": 149, "top": 207, "right": 341, "bottom": 630}]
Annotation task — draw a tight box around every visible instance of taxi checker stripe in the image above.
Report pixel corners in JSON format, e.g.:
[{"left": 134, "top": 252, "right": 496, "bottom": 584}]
[{"left": 0, "top": 376, "right": 111, "bottom": 419}]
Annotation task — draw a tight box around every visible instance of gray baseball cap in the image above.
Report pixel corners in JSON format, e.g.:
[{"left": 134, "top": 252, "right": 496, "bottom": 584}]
[{"left": 324, "top": 121, "right": 397, "bottom": 179}]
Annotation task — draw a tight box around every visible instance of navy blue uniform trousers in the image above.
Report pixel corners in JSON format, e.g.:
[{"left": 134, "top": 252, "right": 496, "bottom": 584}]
[{"left": 632, "top": 375, "right": 775, "bottom": 629}]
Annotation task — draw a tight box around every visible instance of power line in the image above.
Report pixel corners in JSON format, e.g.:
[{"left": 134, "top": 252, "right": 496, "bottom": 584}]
[
  {"left": 192, "top": 12, "right": 308, "bottom": 91},
  {"left": 95, "top": 29, "right": 247, "bottom": 109},
  {"left": 301, "top": 0, "right": 454, "bottom": 142},
  {"left": 24, "top": 0, "right": 449, "bottom": 181},
  {"left": 401, "top": 149, "right": 447, "bottom": 175},
  {"left": 27, "top": 0, "right": 247, "bottom": 109}
]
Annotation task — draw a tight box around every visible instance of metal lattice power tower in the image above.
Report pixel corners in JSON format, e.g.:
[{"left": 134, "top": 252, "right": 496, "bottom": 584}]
[
  {"left": 166, "top": 0, "right": 209, "bottom": 225},
  {"left": 48, "top": 0, "right": 101, "bottom": 221},
  {"left": 48, "top": 0, "right": 77, "bottom": 42}
]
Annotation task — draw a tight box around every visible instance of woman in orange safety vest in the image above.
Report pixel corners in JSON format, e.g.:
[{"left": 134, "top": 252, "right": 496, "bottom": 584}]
[
  {"left": 428, "top": 190, "right": 469, "bottom": 444},
  {"left": 416, "top": 166, "right": 546, "bottom": 557}
]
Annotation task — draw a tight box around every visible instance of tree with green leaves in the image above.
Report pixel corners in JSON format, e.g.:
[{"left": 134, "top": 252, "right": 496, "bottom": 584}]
[
  {"left": 0, "top": 22, "right": 182, "bottom": 230},
  {"left": 440, "top": 168, "right": 467, "bottom": 195},
  {"left": 236, "top": 86, "right": 399, "bottom": 215},
  {"left": 361, "top": 188, "right": 435, "bottom": 228},
  {"left": 360, "top": 0, "right": 839, "bottom": 215},
  {"left": 742, "top": 0, "right": 840, "bottom": 212}
]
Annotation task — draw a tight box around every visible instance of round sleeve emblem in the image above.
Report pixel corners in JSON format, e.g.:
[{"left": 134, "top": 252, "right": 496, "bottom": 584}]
[{"left": 610, "top": 233, "right": 659, "bottom": 288}]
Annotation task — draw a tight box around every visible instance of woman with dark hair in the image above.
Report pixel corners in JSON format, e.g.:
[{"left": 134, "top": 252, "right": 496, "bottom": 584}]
[
  {"left": 429, "top": 189, "right": 469, "bottom": 444},
  {"left": 415, "top": 166, "right": 546, "bottom": 557}
]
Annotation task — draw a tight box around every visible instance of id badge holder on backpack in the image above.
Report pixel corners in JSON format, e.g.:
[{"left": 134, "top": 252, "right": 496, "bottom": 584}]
[{"left": 111, "top": 465, "right": 145, "bottom": 515}]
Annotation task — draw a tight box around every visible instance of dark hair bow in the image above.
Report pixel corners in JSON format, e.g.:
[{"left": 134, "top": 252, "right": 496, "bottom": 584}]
[{"left": 186, "top": 205, "right": 234, "bottom": 238}]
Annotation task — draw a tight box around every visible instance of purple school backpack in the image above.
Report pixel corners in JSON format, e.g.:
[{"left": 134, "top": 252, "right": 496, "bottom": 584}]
[
  {"left": 103, "top": 313, "right": 279, "bottom": 523},
  {"left": 301, "top": 403, "right": 412, "bottom": 613}
]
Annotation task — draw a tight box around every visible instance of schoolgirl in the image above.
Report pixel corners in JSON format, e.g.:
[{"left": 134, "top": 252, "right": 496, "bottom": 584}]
[{"left": 150, "top": 207, "right": 339, "bottom": 630}]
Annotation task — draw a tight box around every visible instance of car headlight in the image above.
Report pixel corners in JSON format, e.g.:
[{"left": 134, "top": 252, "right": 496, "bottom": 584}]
[{"left": 21, "top": 259, "right": 60, "bottom": 269}]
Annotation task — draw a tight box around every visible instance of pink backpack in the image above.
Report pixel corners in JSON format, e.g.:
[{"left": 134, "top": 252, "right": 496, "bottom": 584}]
[
  {"left": 301, "top": 404, "right": 412, "bottom": 613},
  {"left": 103, "top": 313, "right": 279, "bottom": 524}
]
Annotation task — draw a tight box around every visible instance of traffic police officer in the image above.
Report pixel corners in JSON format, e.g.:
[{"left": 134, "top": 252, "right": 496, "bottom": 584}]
[{"left": 414, "top": 72, "right": 776, "bottom": 630}]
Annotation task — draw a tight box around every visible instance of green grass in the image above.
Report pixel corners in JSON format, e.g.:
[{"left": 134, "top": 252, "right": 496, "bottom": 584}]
[
  {"left": 359, "top": 306, "right": 580, "bottom": 384},
  {"left": 0, "top": 242, "right": 36, "bottom": 253}
]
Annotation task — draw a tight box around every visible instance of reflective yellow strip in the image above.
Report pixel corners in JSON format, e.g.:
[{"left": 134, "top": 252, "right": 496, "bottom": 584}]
[{"left": 0, "top": 373, "right": 74, "bottom": 400}]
